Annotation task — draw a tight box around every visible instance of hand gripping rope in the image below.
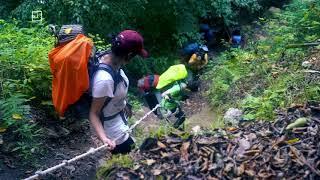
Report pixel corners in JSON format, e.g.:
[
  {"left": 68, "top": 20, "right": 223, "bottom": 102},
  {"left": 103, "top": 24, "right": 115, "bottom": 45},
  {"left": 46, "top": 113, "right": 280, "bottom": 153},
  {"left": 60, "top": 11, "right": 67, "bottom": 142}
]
[{"left": 24, "top": 104, "right": 160, "bottom": 180}]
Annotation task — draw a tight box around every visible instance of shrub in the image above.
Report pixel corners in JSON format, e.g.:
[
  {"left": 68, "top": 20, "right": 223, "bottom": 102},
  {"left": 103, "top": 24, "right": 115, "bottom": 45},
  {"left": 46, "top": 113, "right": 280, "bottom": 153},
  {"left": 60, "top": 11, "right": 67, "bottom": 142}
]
[
  {"left": 0, "top": 94, "right": 42, "bottom": 160},
  {"left": 3, "top": 0, "right": 265, "bottom": 54},
  {"left": 0, "top": 20, "right": 54, "bottom": 101},
  {"left": 205, "top": 0, "right": 320, "bottom": 120}
]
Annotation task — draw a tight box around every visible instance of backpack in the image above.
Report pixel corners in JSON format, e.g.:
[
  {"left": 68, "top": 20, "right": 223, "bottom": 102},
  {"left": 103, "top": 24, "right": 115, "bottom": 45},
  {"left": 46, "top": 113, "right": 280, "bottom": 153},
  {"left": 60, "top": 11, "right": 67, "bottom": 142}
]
[
  {"left": 137, "top": 75, "right": 159, "bottom": 92},
  {"left": 48, "top": 24, "right": 127, "bottom": 120},
  {"left": 156, "top": 64, "right": 188, "bottom": 90}
]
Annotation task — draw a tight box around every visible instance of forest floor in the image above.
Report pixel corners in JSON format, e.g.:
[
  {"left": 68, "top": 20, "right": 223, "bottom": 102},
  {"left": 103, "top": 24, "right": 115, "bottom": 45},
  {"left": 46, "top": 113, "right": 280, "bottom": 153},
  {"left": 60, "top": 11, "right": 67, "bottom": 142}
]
[{"left": 0, "top": 70, "right": 217, "bottom": 180}]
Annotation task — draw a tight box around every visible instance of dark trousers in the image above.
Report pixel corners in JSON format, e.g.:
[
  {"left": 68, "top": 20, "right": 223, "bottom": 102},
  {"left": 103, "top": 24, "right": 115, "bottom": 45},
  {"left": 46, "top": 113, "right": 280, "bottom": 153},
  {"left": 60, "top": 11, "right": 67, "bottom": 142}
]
[
  {"left": 172, "top": 107, "right": 186, "bottom": 129},
  {"left": 111, "top": 137, "right": 135, "bottom": 155}
]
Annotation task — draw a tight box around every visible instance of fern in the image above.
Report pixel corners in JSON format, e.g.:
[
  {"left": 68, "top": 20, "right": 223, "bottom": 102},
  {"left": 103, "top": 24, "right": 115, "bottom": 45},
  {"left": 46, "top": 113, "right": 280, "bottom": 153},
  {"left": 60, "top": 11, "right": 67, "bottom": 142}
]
[{"left": 0, "top": 94, "right": 41, "bottom": 160}]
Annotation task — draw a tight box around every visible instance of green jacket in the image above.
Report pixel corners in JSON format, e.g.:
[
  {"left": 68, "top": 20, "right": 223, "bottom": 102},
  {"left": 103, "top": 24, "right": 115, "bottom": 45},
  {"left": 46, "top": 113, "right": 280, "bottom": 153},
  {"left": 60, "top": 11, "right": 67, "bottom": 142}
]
[{"left": 160, "top": 81, "right": 187, "bottom": 110}]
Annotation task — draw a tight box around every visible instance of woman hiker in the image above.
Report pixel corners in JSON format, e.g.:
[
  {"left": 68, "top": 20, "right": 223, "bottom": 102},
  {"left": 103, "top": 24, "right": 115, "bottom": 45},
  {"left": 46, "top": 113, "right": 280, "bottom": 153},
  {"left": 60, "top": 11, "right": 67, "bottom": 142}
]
[{"left": 90, "top": 30, "right": 148, "bottom": 154}]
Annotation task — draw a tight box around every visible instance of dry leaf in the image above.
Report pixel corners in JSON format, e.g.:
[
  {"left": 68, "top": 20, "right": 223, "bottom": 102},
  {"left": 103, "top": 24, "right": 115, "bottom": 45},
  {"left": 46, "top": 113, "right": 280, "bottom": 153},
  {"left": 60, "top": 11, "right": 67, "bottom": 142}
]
[
  {"left": 146, "top": 159, "right": 156, "bottom": 166},
  {"left": 245, "top": 169, "right": 255, "bottom": 176},
  {"left": 152, "top": 169, "right": 162, "bottom": 176},
  {"left": 236, "top": 163, "right": 245, "bottom": 176},
  {"left": 157, "top": 141, "right": 166, "bottom": 148},
  {"left": 180, "top": 141, "right": 190, "bottom": 161},
  {"left": 227, "top": 127, "right": 237, "bottom": 131}
]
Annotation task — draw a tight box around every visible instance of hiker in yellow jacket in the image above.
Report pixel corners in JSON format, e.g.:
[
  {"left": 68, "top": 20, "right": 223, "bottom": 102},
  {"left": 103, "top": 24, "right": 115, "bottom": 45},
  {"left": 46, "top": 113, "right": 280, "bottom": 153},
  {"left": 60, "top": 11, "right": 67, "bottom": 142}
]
[{"left": 187, "top": 45, "right": 209, "bottom": 70}]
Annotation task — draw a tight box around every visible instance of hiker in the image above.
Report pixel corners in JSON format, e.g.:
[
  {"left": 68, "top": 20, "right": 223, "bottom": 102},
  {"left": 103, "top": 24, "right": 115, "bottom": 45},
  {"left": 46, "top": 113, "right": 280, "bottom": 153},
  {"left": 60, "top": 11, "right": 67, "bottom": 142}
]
[
  {"left": 182, "top": 43, "right": 209, "bottom": 71},
  {"left": 138, "top": 64, "right": 198, "bottom": 129},
  {"left": 200, "top": 23, "right": 215, "bottom": 45},
  {"left": 158, "top": 65, "right": 199, "bottom": 129},
  {"left": 137, "top": 75, "right": 162, "bottom": 117},
  {"left": 90, "top": 30, "right": 148, "bottom": 154},
  {"left": 229, "top": 27, "right": 244, "bottom": 48}
]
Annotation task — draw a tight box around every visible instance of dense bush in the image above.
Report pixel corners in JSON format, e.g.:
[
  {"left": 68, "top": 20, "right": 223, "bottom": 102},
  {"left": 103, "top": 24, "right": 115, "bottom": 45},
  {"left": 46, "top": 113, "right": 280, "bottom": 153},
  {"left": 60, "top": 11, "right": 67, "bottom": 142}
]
[
  {"left": 0, "top": 20, "right": 53, "bottom": 159},
  {"left": 2, "top": 0, "right": 266, "bottom": 54},
  {"left": 205, "top": 0, "right": 320, "bottom": 120},
  {"left": 0, "top": 20, "right": 53, "bottom": 100}
]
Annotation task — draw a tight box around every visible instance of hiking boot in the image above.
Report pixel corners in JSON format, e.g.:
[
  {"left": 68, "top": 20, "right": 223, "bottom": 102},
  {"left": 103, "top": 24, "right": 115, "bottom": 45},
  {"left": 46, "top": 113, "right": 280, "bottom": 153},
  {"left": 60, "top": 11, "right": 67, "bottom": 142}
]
[
  {"left": 173, "top": 108, "right": 186, "bottom": 129},
  {"left": 173, "top": 117, "right": 185, "bottom": 129}
]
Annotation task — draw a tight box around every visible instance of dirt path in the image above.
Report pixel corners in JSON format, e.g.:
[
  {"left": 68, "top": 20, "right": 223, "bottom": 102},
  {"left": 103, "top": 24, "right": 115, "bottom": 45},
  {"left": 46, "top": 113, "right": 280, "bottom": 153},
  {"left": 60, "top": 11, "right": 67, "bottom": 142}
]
[
  {"left": 0, "top": 120, "right": 108, "bottom": 180},
  {"left": 0, "top": 88, "right": 217, "bottom": 180},
  {"left": 0, "top": 68, "right": 217, "bottom": 180}
]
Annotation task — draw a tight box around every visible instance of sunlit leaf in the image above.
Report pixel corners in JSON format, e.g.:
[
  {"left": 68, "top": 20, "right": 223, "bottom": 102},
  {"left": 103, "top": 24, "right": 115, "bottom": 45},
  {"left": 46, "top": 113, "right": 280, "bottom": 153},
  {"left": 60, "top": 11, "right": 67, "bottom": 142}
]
[{"left": 12, "top": 113, "right": 23, "bottom": 120}]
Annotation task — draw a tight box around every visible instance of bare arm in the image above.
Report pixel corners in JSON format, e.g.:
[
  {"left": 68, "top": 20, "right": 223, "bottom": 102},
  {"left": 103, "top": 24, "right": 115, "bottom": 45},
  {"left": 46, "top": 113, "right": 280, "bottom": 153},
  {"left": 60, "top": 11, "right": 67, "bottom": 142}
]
[{"left": 89, "top": 97, "right": 116, "bottom": 149}]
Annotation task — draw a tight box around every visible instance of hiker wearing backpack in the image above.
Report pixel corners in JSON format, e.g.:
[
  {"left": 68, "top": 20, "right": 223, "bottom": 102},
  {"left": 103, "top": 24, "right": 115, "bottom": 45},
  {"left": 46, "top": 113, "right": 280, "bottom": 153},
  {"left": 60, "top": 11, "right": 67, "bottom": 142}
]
[
  {"left": 138, "top": 64, "right": 198, "bottom": 129},
  {"left": 89, "top": 30, "right": 148, "bottom": 154},
  {"left": 49, "top": 26, "right": 147, "bottom": 153},
  {"left": 229, "top": 27, "right": 245, "bottom": 48},
  {"left": 182, "top": 43, "right": 209, "bottom": 71},
  {"left": 137, "top": 75, "right": 163, "bottom": 118}
]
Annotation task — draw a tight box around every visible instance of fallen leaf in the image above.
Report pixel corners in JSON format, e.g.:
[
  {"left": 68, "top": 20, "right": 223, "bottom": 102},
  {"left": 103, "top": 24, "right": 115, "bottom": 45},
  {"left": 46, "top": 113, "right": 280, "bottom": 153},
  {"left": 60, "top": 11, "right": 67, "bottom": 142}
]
[
  {"left": 133, "top": 165, "right": 140, "bottom": 170},
  {"left": 157, "top": 141, "right": 166, "bottom": 148},
  {"left": 180, "top": 141, "right": 190, "bottom": 161},
  {"left": 166, "top": 137, "right": 182, "bottom": 143},
  {"left": 197, "top": 137, "right": 214, "bottom": 145},
  {"left": 160, "top": 151, "right": 175, "bottom": 158},
  {"left": 146, "top": 159, "right": 156, "bottom": 166},
  {"left": 200, "top": 158, "right": 209, "bottom": 172},
  {"left": 152, "top": 169, "right": 162, "bottom": 176},
  {"left": 175, "top": 173, "right": 182, "bottom": 178},
  {"left": 236, "top": 138, "right": 251, "bottom": 155},
  {"left": 245, "top": 169, "right": 255, "bottom": 176},
  {"left": 227, "top": 127, "right": 237, "bottom": 131},
  {"left": 236, "top": 163, "right": 245, "bottom": 176}
]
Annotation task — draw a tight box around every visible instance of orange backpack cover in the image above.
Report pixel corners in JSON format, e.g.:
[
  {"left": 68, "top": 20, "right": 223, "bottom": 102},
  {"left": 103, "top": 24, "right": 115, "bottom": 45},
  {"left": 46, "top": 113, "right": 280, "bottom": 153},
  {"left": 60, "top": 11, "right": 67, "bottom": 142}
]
[{"left": 48, "top": 34, "right": 93, "bottom": 116}]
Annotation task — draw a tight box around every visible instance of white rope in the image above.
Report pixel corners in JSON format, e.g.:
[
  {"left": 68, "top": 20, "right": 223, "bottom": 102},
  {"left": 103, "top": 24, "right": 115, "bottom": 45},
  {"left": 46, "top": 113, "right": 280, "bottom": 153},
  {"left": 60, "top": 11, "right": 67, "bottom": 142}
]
[{"left": 24, "top": 104, "right": 160, "bottom": 180}]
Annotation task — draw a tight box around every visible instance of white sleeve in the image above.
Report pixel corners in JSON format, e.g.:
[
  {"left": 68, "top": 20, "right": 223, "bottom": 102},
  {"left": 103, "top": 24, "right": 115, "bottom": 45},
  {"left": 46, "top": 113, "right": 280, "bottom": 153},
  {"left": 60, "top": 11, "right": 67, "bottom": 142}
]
[{"left": 92, "top": 80, "right": 114, "bottom": 98}]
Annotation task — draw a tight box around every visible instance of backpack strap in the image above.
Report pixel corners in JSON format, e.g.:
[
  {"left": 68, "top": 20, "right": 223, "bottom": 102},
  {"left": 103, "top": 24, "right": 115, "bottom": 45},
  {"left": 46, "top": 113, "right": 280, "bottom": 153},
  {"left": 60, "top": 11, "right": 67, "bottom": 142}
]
[
  {"left": 98, "top": 63, "right": 127, "bottom": 94},
  {"left": 97, "top": 63, "right": 128, "bottom": 124},
  {"left": 100, "top": 110, "right": 128, "bottom": 125}
]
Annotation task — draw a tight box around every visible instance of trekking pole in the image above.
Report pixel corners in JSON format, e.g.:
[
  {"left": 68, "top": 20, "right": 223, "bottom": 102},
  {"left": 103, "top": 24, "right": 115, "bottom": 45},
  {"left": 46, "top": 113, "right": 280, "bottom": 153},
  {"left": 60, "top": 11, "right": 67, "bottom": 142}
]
[{"left": 23, "top": 104, "right": 160, "bottom": 180}]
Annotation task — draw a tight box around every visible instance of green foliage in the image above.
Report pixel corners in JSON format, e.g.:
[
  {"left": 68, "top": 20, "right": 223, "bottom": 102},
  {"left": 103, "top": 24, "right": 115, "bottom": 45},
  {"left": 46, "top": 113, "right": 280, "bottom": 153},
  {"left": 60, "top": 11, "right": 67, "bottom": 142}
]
[
  {"left": 205, "top": 0, "right": 320, "bottom": 121},
  {"left": 0, "top": 20, "right": 50, "bottom": 160},
  {"left": 96, "top": 154, "right": 134, "bottom": 180},
  {"left": 0, "top": 0, "right": 22, "bottom": 18},
  {"left": 0, "top": 20, "right": 54, "bottom": 100},
  {"left": 4, "top": 0, "right": 265, "bottom": 54},
  {"left": 207, "top": 49, "right": 254, "bottom": 106},
  {"left": 0, "top": 94, "right": 42, "bottom": 160}
]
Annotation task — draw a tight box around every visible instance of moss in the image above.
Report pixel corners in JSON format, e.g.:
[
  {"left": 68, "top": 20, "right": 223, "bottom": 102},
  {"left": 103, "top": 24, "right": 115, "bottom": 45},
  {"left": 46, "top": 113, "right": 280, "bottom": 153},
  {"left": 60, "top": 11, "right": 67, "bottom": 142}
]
[{"left": 96, "top": 154, "right": 134, "bottom": 180}]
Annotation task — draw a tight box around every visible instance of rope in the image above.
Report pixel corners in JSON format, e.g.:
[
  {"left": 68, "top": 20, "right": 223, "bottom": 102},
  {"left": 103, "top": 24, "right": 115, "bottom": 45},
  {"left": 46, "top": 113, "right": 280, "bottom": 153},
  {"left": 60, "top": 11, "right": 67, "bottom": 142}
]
[{"left": 24, "top": 104, "right": 160, "bottom": 180}]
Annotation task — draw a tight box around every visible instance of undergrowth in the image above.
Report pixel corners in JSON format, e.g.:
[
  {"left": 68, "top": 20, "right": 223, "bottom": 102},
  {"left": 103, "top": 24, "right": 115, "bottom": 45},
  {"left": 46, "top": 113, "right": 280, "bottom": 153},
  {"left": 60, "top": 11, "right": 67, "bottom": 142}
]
[
  {"left": 205, "top": 0, "right": 320, "bottom": 121},
  {"left": 0, "top": 20, "right": 52, "bottom": 160},
  {"left": 96, "top": 154, "right": 134, "bottom": 180},
  {"left": 0, "top": 94, "right": 43, "bottom": 161}
]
